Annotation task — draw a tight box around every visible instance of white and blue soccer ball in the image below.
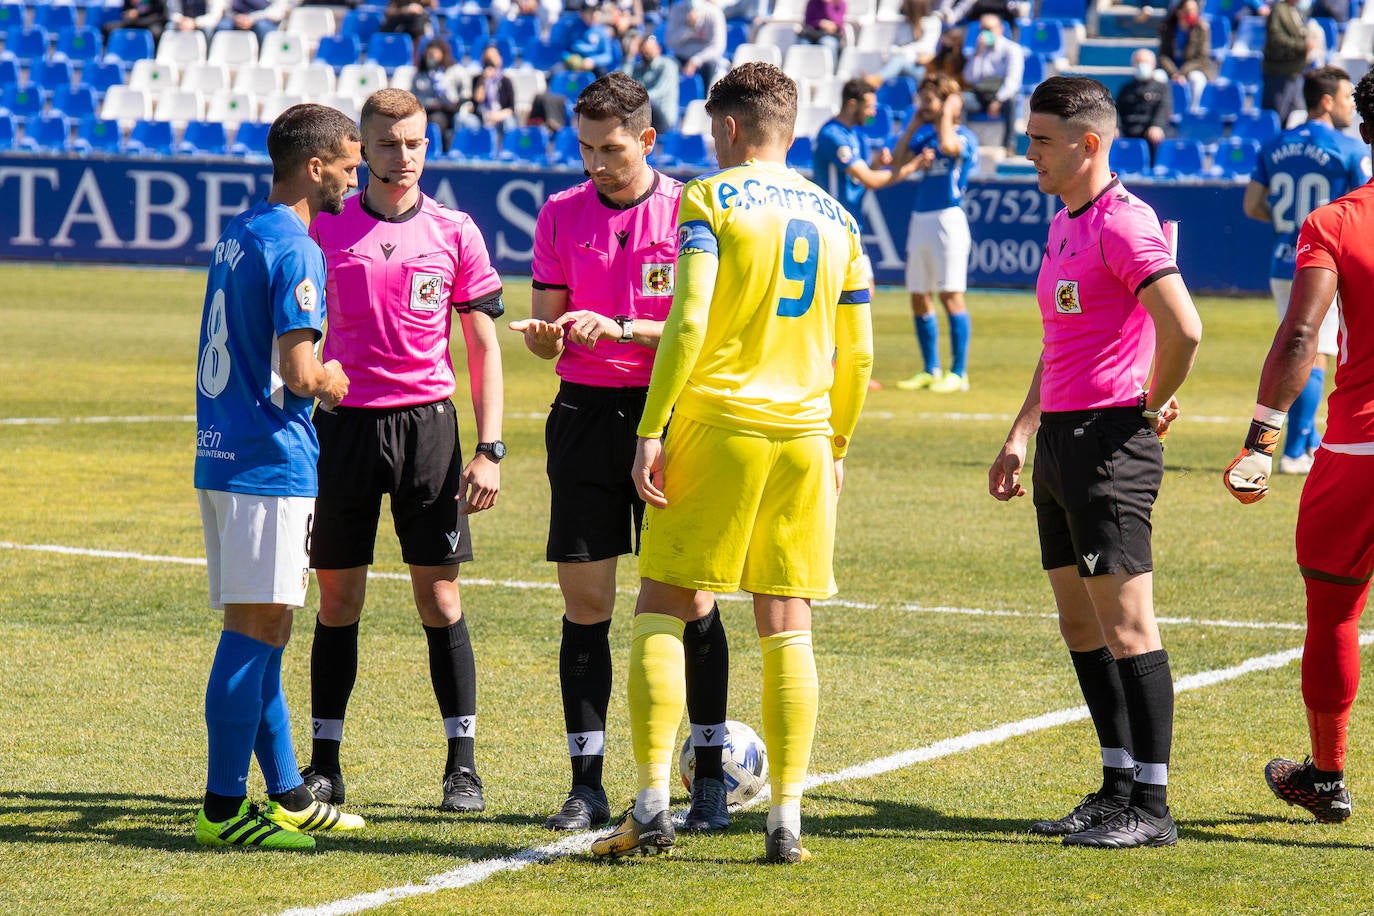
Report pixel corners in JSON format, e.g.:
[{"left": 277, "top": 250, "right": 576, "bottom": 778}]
[{"left": 678, "top": 719, "right": 769, "bottom": 810}]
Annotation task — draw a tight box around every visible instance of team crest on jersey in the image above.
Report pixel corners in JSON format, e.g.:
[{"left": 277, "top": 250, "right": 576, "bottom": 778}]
[
  {"left": 836, "top": 144, "right": 854, "bottom": 165},
  {"left": 410, "top": 273, "right": 445, "bottom": 312},
  {"left": 642, "top": 263, "right": 674, "bottom": 296},
  {"left": 295, "top": 278, "right": 317, "bottom": 312},
  {"left": 1055, "top": 279, "right": 1081, "bottom": 314}
]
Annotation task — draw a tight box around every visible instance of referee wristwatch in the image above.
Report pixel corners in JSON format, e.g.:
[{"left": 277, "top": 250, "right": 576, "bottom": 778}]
[
  {"left": 475, "top": 441, "right": 507, "bottom": 462},
  {"left": 614, "top": 315, "right": 634, "bottom": 343}
]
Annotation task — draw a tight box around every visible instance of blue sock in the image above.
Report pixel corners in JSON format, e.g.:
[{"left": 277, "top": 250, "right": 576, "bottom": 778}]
[
  {"left": 205, "top": 630, "right": 273, "bottom": 799},
  {"left": 254, "top": 645, "right": 305, "bottom": 796},
  {"left": 915, "top": 313, "right": 939, "bottom": 373},
  {"left": 1305, "top": 365, "right": 1326, "bottom": 453},
  {"left": 1286, "top": 366, "right": 1324, "bottom": 459},
  {"left": 948, "top": 311, "right": 972, "bottom": 377}
]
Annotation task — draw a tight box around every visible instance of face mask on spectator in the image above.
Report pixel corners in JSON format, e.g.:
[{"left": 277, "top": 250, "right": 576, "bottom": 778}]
[{"left": 1135, "top": 62, "right": 1153, "bottom": 79}]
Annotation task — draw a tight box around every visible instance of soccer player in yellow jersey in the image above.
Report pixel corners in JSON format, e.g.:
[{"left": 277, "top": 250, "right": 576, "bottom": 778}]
[{"left": 590, "top": 61, "right": 875, "bottom": 865}]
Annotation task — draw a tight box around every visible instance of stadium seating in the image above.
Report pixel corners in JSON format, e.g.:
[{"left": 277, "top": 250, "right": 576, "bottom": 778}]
[
  {"left": 284, "top": 6, "right": 336, "bottom": 53},
  {"left": 205, "top": 91, "right": 257, "bottom": 126},
  {"left": 314, "top": 33, "right": 361, "bottom": 72},
  {"left": 233, "top": 63, "right": 282, "bottom": 96},
  {"left": 1021, "top": 19, "right": 1066, "bottom": 59},
  {"left": 1037, "top": 0, "right": 1088, "bottom": 25},
  {"left": 0, "top": 2, "right": 23, "bottom": 33},
  {"left": 660, "top": 132, "right": 710, "bottom": 168},
  {"left": 445, "top": 12, "right": 490, "bottom": 47},
  {"left": 82, "top": 60, "right": 125, "bottom": 96},
  {"left": 258, "top": 90, "right": 305, "bottom": 121},
  {"left": 679, "top": 72, "right": 704, "bottom": 108},
  {"left": 752, "top": 21, "right": 800, "bottom": 56},
  {"left": 337, "top": 62, "right": 387, "bottom": 100},
  {"left": 104, "top": 27, "right": 156, "bottom": 66},
  {"left": 1153, "top": 138, "right": 1207, "bottom": 177},
  {"left": 1108, "top": 136, "right": 1151, "bottom": 176},
  {"left": 548, "top": 68, "right": 594, "bottom": 99},
  {"left": 1218, "top": 52, "right": 1261, "bottom": 94},
  {"left": 679, "top": 98, "right": 709, "bottom": 135},
  {"left": 99, "top": 84, "right": 153, "bottom": 126},
  {"left": 877, "top": 75, "right": 916, "bottom": 111},
  {"left": 153, "top": 88, "right": 205, "bottom": 127},
  {"left": 127, "top": 58, "right": 178, "bottom": 94},
  {"left": 1206, "top": 14, "right": 1232, "bottom": 57},
  {"left": 782, "top": 43, "right": 835, "bottom": 82},
  {"left": 322, "top": 91, "right": 359, "bottom": 119},
  {"left": 31, "top": 57, "right": 75, "bottom": 96},
  {"left": 285, "top": 62, "right": 336, "bottom": 96},
  {"left": 340, "top": 7, "right": 385, "bottom": 46},
  {"left": 860, "top": 102, "right": 894, "bottom": 142},
  {"left": 500, "top": 123, "right": 549, "bottom": 164},
  {"left": 208, "top": 30, "right": 260, "bottom": 71},
  {"left": 1231, "top": 15, "right": 1266, "bottom": 55},
  {"left": 445, "top": 123, "right": 497, "bottom": 161},
  {"left": 767, "top": 0, "right": 807, "bottom": 22},
  {"left": 0, "top": 56, "right": 17, "bottom": 87},
  {"left": 725, "top": 18, "right": 751, "bottom": 55},
  {"left": 0, "top": 110, "right": 14, "bottom": 150},
  {"left": 1197, "top": 80, "right": 1243, "bottom": 121},
  {"left": 180, "top": 61, "right": 231, "bottom": 94},
  {"left": 51, "top": 85, "right": 98, "bottom": 121},
  {"left": 1211, "top": 136, "right": 1259, "bottom": 178},
  {"left": 1232, "top": 109, "right": 1281, "bottom": 142},
  {"left": 1176, "top": 111, "right": 1226, "bottom": 145},
  {"left": 178, "top": 119, "right": 229, "bottom": 154},
  {"left": 1169, "top": 80, "right": 1189, "bottom": 122},
  {"left": 229, "top": 119, "right": 270, "bottom": 157},
  {"left": 732, "top": 41, "right": 782, "bottom": 66},
  {"left": 492, "top": 13, "right": 539, "bottom": 49},
  {"left": 258, "top": 30, "right": 308, "bottom": 69},
  {"left": 53, "top": 25, "right": 103, "bottom": 65},
  {"left": 365, "top": 31, "right": 412, "bottom": 72},
  {"left": 32, "top": 4, "right": 76, "bottom": 33},
  {"left": 0, "top": 82, "right": 44, "bottom": 121},
  {"left": 6, "top": 25, "right": 50, "bottom": 66},
  {"left": 786, "top": 133, "right": 813, "bottom": 168},
  {"left": 837, "top": 47, "right": 884, "bottom": 79},
  {"left": 19, "top": 112, "right": 71, "bottom": 151},
  {"left": 548, "top": 124, "right": 579, "bottom": 166},
  {"left": 1339, "top": 20, "right": 1374, "bottom": 57},
  {"left": 521, "top": 39, "right": 561, "bottom": 71},
  {"left": 72, "top": 114, "right": 123, "bottom": 153},
  {"left": 126, "top": 117, "right": 174, "bottom": 154}
]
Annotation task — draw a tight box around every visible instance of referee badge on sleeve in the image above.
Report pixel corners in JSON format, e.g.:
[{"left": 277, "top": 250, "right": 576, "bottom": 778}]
[
  {"left": 642, "top": 263, "right": 674, "bottom": 296},
  {"left": 410, "top": 273, "right": 445, "bottom": 312},
  {"left": 1055, "top": 279, "right": 1082, "bottom": 314}
]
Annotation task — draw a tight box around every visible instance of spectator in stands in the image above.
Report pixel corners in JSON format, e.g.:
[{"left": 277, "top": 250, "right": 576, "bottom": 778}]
[
  {"left": 605, "top": 0, "right": 646, "bottom": 42},
  {"left": 961, "top": 13, "right": 1022, "bottom": 149},
  {"left": 463, "top": 45, "right": 518, "bottom": 140},
  {"left": 414, "top": 37, "right": 463, "bottom": 148},
  {"left": 215, "top": 0, "right": 293, "bottom": 43},
  {"left": 877, "top": 0, "right": 941, "bottom": 84},
  {"left": 936, "top": 0, "right": 1022, "bottom": 32},
  {"left": 103, "top": 0, "right": 171, "bottom": 41},
  {"left": 169, "top": 0, "right": 224, "bottom": 44},
  {"left": 1157, "top": 0, "right": 1215, "bottom": 114},
  {"left": 561, "top": 0, "right": 617, "bottom": 76},
  {"left": 800, "top": 0, "right": 847, "bottom": 59},
  {"left": 1263, "top": 0, "right": 1313, "bottom": 127},
  {"left": 1310, "top": 0, "right": 1349, "bottom": 24},
  {"left": 929, "top": 25, "right": 967, "bottom": 81},
  {"left": 621, "top": 29, "right": 679, "bottom": 131},
  {"left": 665, "top": 0, "right": 727, "bottom": 90},
  {"left": 379, "top": 0, "right": 435, "bottom": 50},
  {"left": 488, "top": 0, "right": 561, "bottom": 37},
  {"left": 1116, "top": 48, "right": 1172, "bottom": 165}
]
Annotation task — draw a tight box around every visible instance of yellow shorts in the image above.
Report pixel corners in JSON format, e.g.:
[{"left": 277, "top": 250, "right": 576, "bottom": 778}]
[{"left": 638, "top": 417, "right": 837, "bottom": 599}]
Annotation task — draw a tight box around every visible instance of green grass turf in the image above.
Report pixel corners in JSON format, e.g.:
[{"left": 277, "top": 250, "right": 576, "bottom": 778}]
[{"left": 1, "top": 263, "right": 1368, "bottom": 915}]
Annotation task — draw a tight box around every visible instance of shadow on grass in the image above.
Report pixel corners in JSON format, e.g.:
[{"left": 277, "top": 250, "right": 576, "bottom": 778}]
[{"left": 0, "top": 790, "right": 547, "bottom": 858}]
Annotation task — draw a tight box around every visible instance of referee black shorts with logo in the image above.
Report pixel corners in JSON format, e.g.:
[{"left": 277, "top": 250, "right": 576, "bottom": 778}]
[
  {"left": 1032, "top": 406, "right": 1163, "bottom": 577},
  {"left": 545, "top": 381, "right": 647, "bottom": 563},
  {"left": 310, "top": 398, "right": 474, "bottom": 569}
]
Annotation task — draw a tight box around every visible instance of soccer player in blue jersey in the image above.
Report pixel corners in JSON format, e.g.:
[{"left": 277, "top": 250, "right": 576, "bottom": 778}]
[
  {"left": 193, "top": 103, "right": 366, "bottom": 850},
  {"left": 890, "top": 74, "right": 980, "bottom": 394},
  {"left": 1245, "top": 66, "right": 1372, "bottom": 475},
  {"left": 812, "top": 78, "right": 900, "bottom": 240}
]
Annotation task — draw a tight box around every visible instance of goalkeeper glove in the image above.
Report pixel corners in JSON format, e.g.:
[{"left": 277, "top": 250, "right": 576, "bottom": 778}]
[{"left": 1223, "top": 414, "right": 1283, "bottom": 504}]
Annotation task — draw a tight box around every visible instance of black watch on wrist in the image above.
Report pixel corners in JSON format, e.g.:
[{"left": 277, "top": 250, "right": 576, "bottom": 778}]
[
  {"left": 614, "top": 315, "right": 634, "bottom": 343},
  {"left": 475, "top": 441, "right": 506, "bottom": 462}
]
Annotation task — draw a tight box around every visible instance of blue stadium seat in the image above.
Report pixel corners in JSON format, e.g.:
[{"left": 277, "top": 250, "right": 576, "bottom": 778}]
[
  {"left": 482, "top": 34, "right": 516, "bottom": 65},
  {"left": 366, "top": 31, "right": 414, "bottom": 72},
  {"left": 1197, "top": 80, "right": 1243, "bottom": 121},
  {"left": 1205, "top": 14, "right": 1231, "bottom": 57},
  {"left": 1108, "top": 136, "right": 1151, "bottom": 176},
  {"left": 445, "top": 123, "right": 496, "bottom": 161},
  {"left": 786, "top": 133, "right": 813, "bottom": 169},
  {"left": 178, "top": 119, "right": 228, "bottom": 154},
  {"left": 19, "top": 112, "right": 71, "bottom": 151},
  {"left": 0, "top": 2, "right": 24, "bottom": 33},
  {"left": 1168, "top": 80, "right": 1189, "bottom": 123},
  {"left": 522, "top": 39, "right": 561, "bottom": 70},
  {"left": 54, "top": 25, "right": 102, "bottom": 64},
  {"left": 493, "top": 13, "right": 539, "bottom": 49},
  {"left": 1021, "top": 19, "right": 1065, "bottom": 59},
  {"left": 31, "top": 57, "right": 74, "bottom": 95},
  {"left": 499, "top": 123, "right": 549, "bottom": 164},
  {"left": 1218, "top": 52, "right": 1262, "bottom": 94},
  {"left": 860, "top": 102, "right": 893, "bottom": 142},
  {"left": 1232, "top": 109, "right": 1281, "bottom": 143},
  {"left": 126, "top": 117, "right": 173, "bottom": 155},
  {"left": 877, "top": 75, "right": 916, "bottom": 112},
  {"left": 1037, "top": 0, "right": 1087, "bottom": 23},
  {"left": 0, "top": 55, "right": 17, "bottom": 86},
  {"left": 1153, "top": 138, "right": 1207, "bottom": 177},
  {"left": 81, "top": 1, "right": 124, "bottom": 31},
  {"left": 73, "top": 113, "right": 122, "bottom": 153},
  {"left": 424, "top": 118, "right": 443, "bottom": 154},
  {"left": 33, "top": 4, "right": 76, "bottom": 33},
  {"left": 1021, "top": 52, "right": 1050, "bottom": 94},
  {"left": 0, "top": 110, "right": 15, "bottom": 149},
  {"left": 0, "top": 82, "right": 44, "bottom": 121},
  {"left": 1211, "top": 136, "right": 1259, "bottom": 178},
  {"left": 444, "top": 11, "right": 490, "bottom": 46},
  {"left": 1312, "top": 16, "right": 1339, "bottom": 55},
  {"left": 549, "top": 124, "right": 580, "bottom": 166},
  {"left": 103, "top": 27, "right": 155, "bottom": 65},
  {"left": 229, "top": 119, "right": 270, "bottom": 157},
  {"left": 82, "top": 59, "right": 124, "bottom": 95},
  {"left": 340, "top": 7, "right": 384, "bottom": 45},
  {"left": 679, "top": 72, "right": 704, "bottom": 107},
  {"left": 546, "top": 9, "right": 582, "bottom": 49},
  {"left": 6, "top": 25, "right": 51, "bottom": 66},
  {"left": 314, "top": 33, "right": 361, "bottom": 71},
  {"left": 660, "top": 131, "right": 710, "bottom": 168},
  {"left": 51, "top": 84, "right": 97, "bottom": 120},
  {"left": 725, "top": 17, "right": 750, "bottom": 55},
  {"left": 1232, "top": 14, "right": 1266, "bottom": 53},
  {"left": 548, "top": 68, "right": 594, "bottom": 99},
  {"left": 1176, "top": 111, "right": 1225, "bottom": 145}
]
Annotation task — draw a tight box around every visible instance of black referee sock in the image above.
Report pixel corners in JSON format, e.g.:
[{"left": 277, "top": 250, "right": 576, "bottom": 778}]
[
  {"left": 426, "top": 617, "right": 477, "bottom": 775},
  {"left": 1069, "top": 646, "right": 1134, "bottom": 799},
  {"left": 684, "top": 604, "right": 729, "bottom": 783},
  {"left": 309, "top": 617, "right": 359, "bottom": 774},
  {"left": 559, "top": 617, "right": 613, "bottom": 789},
  {"left": 203, "top": 790, "right": 246, "bottom": 823},
  {"left": 1118, "top": 649, "right": 1174, "bottom": 818}
]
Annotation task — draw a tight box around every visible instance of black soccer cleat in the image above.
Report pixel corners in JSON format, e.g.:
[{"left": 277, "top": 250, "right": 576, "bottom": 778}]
[
  {"left": 440, "top": 767, "right": 486, "bottom": 812},
  {"left": 764, "top": 826, "right": 812, "bottom": 864},
  {"left": 1028, "top": 791, "right": 1129, "bottom": 836},
  {"left": 1061, "top": 805, "right": 1178, "bottom": 848},
  {"left": 1265, "top": 756, "right": 1353, "bottom": 823},
  {"left": 682, "top": 777, "right": 730, "bottom": 833},
  {"left": 300, "top": 765, "right": 345, "bottom": 805},
  {"left": 545, "top": 784, "right": 612, "bottom": 831}
]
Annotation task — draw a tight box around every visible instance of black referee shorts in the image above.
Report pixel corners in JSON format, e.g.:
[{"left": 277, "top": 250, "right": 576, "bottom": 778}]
[
  {"left": 310, "top": 398, "right": 474, "bottom": 569},
  {"left": 1032, "top": 406, "right": 1163, "bottom": 577},
  {"left": 545, "top": 381, "right": 647, "bottom": 563}
]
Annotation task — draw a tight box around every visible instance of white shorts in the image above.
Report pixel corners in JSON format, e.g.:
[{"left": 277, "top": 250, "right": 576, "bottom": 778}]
[
  {"left": 1271, "top": 277, "right": 1339, "bottom": 357},
  {"left": 198, "top": 489, "right": 315, "bottom": 610},
  {"left": 905, "top": 207, "right": 971, "bottom": 294}
]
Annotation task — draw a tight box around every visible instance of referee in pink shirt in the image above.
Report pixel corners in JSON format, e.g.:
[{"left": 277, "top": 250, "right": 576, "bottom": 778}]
[
  {"left": 989, "top": 76, "right": 1202, "bottom": 849},
  {"left": 300, "top": 89, "right": 506, "bottom": 814},
  {"left": 509, "top": 72, "right": 731, "bottom": 834}
]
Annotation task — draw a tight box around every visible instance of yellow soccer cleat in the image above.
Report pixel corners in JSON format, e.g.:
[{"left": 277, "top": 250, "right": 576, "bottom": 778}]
[
  {"left": 195, "top": 800, "right": 316, "bottom": 851},
  {"left": 895, "top": 371, "right": 940, "bottom": 391},
  {"left": 590, "top": 807, "right": 675, "bottom": 858},
  {"left": 264, "top": 797, "right": 365, "bottom": 833},
  {"left": 929, "top": 372, "right": 969, "bottom": 393}
]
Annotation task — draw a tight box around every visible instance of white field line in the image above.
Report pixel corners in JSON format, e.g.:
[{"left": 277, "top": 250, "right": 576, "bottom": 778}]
[
  {"left": 277, "top": 633, "right": 1370, "bottom": 916},
  {"left": 0, "top": 541, "right": 1304, "bottom": 632}
]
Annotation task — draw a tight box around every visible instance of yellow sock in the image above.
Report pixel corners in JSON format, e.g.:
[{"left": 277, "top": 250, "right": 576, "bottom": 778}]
[
  {"left": 760, "top": 630, "right": 818, "bottom": 808},
  {"left": 629, "top": 613, "right": 686, "bottom": 795}
]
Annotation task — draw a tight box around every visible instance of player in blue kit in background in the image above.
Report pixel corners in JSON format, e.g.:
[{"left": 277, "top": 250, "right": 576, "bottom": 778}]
[
  {"left": 890, "top": 74, "right": 979, "bottom": 394},
  {"left": 1244, "top": 65, "right": 1372, "bottom": 475},
  {"left": 192, "top": 103, "right": 366, "bottom": 850}
]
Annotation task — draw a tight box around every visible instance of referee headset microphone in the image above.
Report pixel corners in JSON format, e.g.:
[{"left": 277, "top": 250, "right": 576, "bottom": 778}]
[{"left": 362, "top": 145, "right": 391, "bottom": 183}]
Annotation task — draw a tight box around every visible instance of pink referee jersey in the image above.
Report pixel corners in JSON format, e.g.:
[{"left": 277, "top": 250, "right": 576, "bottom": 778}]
[
  {"left": 312, "top": 194, "right": 504, "bottom": 408},
  {"left": 531, "top": 172, "right": 681, "bottom": 387},
  {"left": 1296, "top": 180, "right": 1374, "bottom": 447},
  {"left": 1035, "top": 179, "right": 1178, "bottom": 412}
]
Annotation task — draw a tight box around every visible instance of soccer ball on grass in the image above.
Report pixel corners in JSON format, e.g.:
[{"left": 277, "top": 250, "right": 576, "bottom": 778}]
[{"left": 678, "top": 719, "right": 769, "bottom": 810}]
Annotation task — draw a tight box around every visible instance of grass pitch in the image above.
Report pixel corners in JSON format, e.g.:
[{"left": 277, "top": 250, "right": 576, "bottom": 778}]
[{"left": 1, "top": 263, "right": 1369, "bottom": 915}]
